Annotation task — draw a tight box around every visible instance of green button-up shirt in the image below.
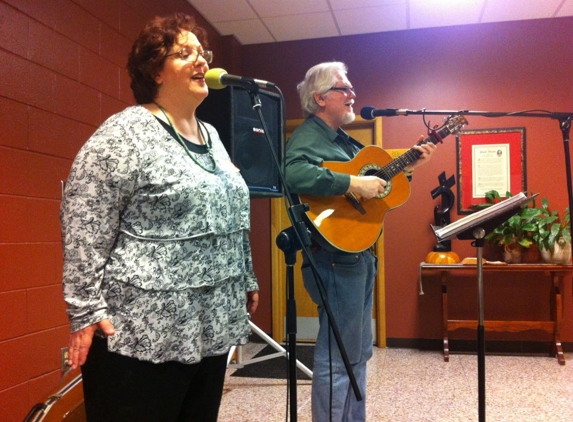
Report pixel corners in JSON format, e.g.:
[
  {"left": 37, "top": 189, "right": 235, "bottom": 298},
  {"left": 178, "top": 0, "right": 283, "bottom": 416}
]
[{"left": 284, "top": 114, "right": 362, "bottom": 196}]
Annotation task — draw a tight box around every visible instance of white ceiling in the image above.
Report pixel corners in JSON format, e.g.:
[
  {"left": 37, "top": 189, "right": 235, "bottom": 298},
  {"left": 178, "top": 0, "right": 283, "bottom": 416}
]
[{"left": 187, "top": 0, "right": 573, "bottom": 45}]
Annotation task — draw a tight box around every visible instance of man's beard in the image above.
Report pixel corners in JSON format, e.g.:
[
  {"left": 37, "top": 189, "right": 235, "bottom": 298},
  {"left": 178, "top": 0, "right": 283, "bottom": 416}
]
[{"left": 341, "top": 111, "right": 355, "bottom": 126}]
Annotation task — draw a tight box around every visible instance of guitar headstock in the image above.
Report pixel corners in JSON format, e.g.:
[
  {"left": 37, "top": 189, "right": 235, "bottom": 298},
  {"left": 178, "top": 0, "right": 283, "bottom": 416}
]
[
  {"left": 423, "top": 114, "right": 469, "bottom": 145},
  {"left": 445, "top": 115, "right": 468, "bottom": 135}
]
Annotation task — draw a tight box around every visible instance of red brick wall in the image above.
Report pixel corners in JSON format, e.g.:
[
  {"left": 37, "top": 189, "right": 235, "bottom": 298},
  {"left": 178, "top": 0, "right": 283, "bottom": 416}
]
[{"left": 0, "top": 1, "right": 226, "bottom": 420}]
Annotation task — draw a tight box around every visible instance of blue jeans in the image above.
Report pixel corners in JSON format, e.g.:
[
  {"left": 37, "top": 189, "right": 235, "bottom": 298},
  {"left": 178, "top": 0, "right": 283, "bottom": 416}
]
[{"left": 301, "top": 248, "right": 377, "bottom": 422}]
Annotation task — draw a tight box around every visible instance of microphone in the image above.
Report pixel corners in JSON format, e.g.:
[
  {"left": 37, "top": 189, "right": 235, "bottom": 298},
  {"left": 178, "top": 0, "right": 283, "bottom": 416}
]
[
  {"left": 205, "top": 68, "right": 276, "bottom": 90},
  {"left": 360, "top": 106, "right": 410, "bottom": 119}
]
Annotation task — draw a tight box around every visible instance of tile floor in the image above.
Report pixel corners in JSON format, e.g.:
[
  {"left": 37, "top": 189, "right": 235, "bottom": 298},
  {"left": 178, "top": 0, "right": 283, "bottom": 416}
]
[{"left": 219, "top": 343, "right": 573, "bottom": 422}]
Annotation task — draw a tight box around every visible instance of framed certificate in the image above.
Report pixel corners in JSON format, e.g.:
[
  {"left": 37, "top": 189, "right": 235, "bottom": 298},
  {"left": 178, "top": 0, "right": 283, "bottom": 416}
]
[{"left": 456, "top": 128, "right": 526, "bottom": 214}]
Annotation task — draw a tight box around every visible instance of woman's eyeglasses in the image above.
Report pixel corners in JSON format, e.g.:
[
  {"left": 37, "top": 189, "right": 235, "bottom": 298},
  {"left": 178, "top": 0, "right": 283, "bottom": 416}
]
[{"left": 166, "top": 47, "right": 213, "bottom": 64}]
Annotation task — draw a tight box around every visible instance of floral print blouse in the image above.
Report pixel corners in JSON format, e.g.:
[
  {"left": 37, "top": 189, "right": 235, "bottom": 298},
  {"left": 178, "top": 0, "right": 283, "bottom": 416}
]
[{"left": 61, "top": 105, "right": 258, "bottom": 364}]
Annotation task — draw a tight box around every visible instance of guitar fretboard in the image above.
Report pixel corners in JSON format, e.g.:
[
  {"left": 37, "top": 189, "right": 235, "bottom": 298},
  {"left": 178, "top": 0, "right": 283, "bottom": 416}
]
[
  {"left": 378, "top": 149, "right": 421, "bottom": 179},
  {"left": 375, "top": 123, "right": 456, "bottom": 180}
]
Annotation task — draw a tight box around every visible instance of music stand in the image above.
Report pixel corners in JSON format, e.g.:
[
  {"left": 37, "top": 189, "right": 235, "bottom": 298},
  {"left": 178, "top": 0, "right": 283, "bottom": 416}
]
[{"left": 431, "top": 191, "right": 536, "bottom": 422}]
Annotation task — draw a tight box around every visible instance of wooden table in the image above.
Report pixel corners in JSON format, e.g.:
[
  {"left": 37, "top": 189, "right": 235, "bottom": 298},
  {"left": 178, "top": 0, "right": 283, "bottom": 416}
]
[{"left": 419, "top": 263, "right": 573, "bottom": 365}]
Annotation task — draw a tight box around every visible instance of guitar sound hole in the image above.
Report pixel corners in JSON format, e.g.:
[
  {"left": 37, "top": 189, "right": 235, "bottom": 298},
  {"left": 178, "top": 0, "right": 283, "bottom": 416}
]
[
  {"left": 360, "top": 164, "right": 389, "bottom": 199},
  {"left": 377, "top": 181, "right": 392, "bottom": 199}
]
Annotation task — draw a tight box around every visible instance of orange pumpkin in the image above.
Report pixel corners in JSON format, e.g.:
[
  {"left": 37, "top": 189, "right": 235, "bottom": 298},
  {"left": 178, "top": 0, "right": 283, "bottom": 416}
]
[{"left": 425, "top": 251, "right": 460, "bottom": 264}]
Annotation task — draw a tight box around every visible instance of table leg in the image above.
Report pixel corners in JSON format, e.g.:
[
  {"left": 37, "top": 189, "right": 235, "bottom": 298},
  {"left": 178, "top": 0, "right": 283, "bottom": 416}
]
[
  {"left": 550, "top": 272, "right": 565, "bottom": 365},
  {"left": 441, "top": 271, "right": 449, "bottom": 362}
]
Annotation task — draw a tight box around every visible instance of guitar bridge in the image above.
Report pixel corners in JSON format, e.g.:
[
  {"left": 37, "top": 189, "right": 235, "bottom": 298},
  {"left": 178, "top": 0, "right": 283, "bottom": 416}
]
[{"left": 345, "top": 193, "right": 367, "bottom": 215}]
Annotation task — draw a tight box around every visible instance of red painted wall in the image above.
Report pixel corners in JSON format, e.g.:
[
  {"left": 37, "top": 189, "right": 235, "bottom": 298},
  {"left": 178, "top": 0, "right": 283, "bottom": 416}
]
[{"left": 240, "top": 17, "right": 573, "bottom": 344}]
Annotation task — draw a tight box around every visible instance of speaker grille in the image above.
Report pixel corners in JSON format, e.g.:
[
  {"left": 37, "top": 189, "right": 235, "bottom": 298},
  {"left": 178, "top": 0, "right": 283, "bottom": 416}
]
[{"left": 197, "top": 86, "right": 284, "bottom": 198}]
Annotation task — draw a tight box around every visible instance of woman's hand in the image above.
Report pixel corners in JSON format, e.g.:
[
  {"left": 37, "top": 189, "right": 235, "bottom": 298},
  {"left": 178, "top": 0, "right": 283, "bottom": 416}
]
[
  {"left": 68, "top": 319, "right": 115, "bottom": 369},
  {"left": 246, "top": 291, "right": 259, "bottom": 316}
]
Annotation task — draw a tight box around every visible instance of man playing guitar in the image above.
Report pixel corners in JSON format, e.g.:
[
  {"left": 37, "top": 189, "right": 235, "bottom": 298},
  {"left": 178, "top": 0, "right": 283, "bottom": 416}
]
[{"left": 284, "top": 61, "right": 437, "bottom": 422}]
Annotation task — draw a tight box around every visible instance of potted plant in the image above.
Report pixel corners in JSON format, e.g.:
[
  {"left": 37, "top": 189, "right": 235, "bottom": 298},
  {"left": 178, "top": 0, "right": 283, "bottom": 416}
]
[
  {"left": 471, "top": 190, "right": 541, "bottom": 263},
  {"left": 530, "top": 198, "right": 571, "bottom": 264}
]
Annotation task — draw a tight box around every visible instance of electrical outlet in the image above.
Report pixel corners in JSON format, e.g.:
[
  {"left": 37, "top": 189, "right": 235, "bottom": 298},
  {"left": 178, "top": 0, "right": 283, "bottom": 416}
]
[{"left": 61, "top": 347, "right": 70, "bottom": 372}]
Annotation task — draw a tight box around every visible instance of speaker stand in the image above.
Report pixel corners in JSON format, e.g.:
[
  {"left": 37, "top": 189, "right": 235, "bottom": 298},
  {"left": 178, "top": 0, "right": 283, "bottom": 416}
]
[{"left": 227, "top": 320, "right": 313, "bottom": 379}]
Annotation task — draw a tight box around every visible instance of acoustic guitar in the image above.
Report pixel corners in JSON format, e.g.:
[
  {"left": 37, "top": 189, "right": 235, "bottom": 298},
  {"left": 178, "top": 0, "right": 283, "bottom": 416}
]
[{"left": 298, "top": 115, "right": 468, "bottom": 253}]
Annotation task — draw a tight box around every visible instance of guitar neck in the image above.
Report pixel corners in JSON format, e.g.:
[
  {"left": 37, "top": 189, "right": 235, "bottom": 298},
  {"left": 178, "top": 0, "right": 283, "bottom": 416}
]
[{"left": 376, "top": 124, "right": 454, "bottom": 180}]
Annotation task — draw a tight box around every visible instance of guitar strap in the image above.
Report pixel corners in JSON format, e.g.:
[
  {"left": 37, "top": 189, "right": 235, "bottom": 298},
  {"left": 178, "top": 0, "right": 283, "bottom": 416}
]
[
  {"left": 339, "top": 128, "right": 364, "bottom": 157},
  {"left": 348, "top": 136, "right": 365, "bottom": 151}
]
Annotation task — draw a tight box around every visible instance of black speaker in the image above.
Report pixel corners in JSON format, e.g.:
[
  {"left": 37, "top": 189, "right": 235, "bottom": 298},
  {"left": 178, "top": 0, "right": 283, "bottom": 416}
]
[{"left": 197, "top": 86, "right": 284, "bottom": 198}]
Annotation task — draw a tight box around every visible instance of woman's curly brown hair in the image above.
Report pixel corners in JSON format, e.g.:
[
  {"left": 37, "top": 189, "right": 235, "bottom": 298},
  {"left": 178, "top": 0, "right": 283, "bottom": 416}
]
[{"left": 127, "top": 13, "right": 209, "bottom": 104}]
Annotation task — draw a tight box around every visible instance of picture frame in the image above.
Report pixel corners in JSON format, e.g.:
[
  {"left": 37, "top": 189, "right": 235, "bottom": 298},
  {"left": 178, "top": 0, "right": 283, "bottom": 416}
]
[{"left": 456, "top": 127, "right": 526, "bottom": 214}]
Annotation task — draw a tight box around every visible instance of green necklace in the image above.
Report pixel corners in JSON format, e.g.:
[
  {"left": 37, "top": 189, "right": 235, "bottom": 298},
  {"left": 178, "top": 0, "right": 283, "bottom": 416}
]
[{"left": 155, "top": 103, "right": 217, "bottom": 174}]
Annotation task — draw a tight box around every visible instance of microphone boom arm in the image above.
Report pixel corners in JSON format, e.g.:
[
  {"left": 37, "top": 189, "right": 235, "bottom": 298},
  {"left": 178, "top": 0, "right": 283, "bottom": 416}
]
[{"left": 360, "top": 107, "right": 573, "bottom": 120}]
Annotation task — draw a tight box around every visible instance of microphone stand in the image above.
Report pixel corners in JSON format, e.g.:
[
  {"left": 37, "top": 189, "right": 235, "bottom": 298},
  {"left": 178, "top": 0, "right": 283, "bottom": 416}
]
[
  {"left": 373, "top": 108, "right": 573, "bottom": 248},
  {"left": 241, "top": 81, "right": 361, "bottom": 422}
]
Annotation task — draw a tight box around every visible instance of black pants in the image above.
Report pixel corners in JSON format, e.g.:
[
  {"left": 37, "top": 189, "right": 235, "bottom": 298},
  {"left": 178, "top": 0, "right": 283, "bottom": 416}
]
[{"left": 81, "top": 337, "right": 229, "bottom": 422}]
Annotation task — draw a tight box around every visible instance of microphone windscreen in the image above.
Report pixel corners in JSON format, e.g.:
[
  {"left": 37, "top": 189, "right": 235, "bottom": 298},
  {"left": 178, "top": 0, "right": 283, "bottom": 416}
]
[
  {"left": 205, "top": 68, "right": 227, "bottom": 90},
  {"left": 360, "top": 106, "right": 375, "bottom": 120}
]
